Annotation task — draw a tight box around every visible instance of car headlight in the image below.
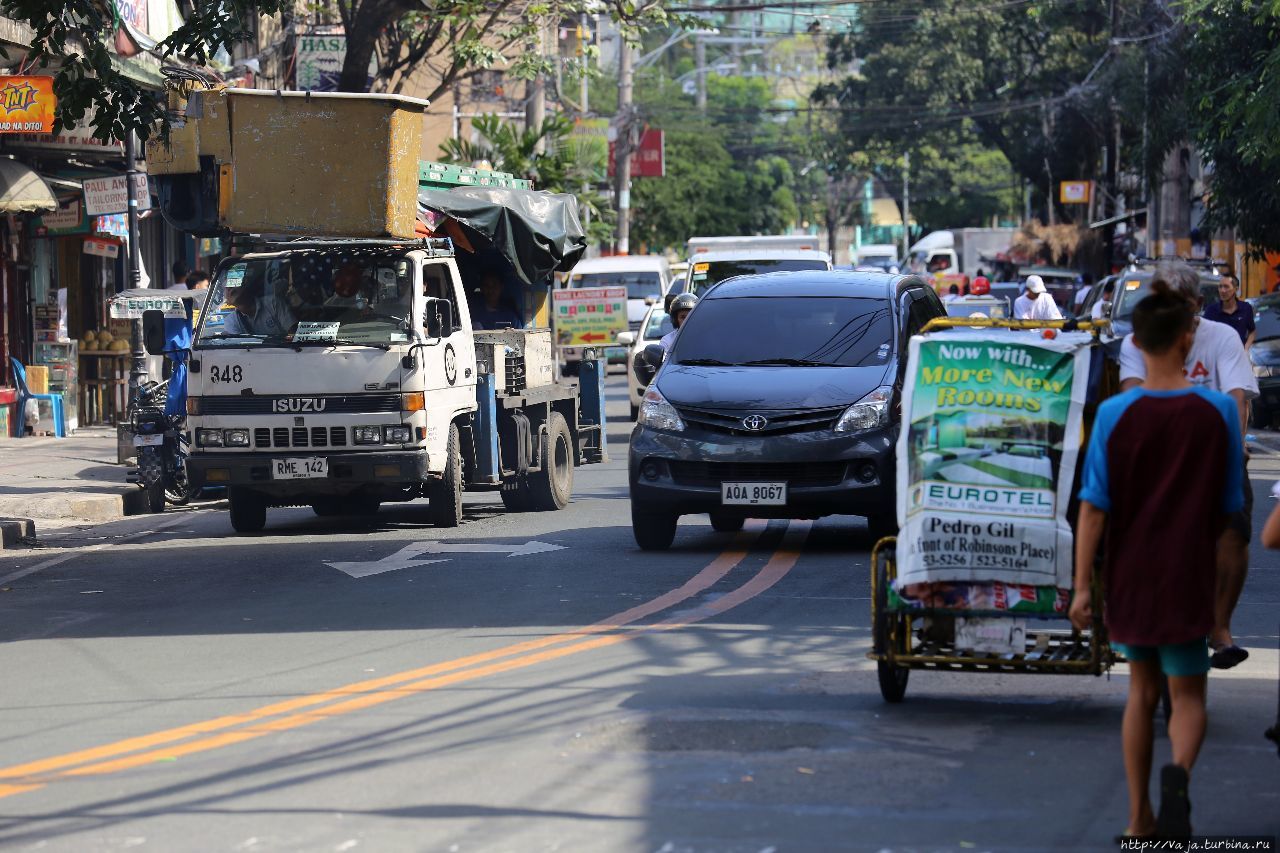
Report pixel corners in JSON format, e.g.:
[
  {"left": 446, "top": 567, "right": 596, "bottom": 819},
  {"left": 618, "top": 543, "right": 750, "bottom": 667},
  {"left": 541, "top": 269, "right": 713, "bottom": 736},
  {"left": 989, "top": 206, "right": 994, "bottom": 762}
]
[
  {"left": 1252, "top": 363, "right": 1277, "bottom": 378},
  {"left": 354, "top": 425, "right": 383, "bottom": 445},
  {"left": 223, "top": 429, "right": 250, "bottom": 447},
  {"left": 384, "top": 426, "right": 412, "bottom": 444},
  {"left": 637, "top": 386, "right": 685, "bottom": 431},
  {"left": 197, "top": 428, "right": 224, "bottom": 447},
  {"left": 834, "top": 386, "right": 893, "bottom": 433}
]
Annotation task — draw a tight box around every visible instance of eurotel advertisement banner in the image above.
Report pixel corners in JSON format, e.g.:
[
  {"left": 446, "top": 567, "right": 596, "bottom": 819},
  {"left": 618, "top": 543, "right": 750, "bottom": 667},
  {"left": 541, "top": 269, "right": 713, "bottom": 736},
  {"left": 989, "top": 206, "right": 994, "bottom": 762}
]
[{"left": 895, "top": 330, "right": 1093, "bottom": 589}]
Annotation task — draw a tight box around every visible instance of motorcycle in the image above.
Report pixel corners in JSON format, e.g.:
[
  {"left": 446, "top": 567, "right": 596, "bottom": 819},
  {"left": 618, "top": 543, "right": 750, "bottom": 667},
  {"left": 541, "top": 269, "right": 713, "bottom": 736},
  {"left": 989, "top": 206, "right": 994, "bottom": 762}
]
[{"left": 128, "top": 378, "right": 196, "bottom": 512}]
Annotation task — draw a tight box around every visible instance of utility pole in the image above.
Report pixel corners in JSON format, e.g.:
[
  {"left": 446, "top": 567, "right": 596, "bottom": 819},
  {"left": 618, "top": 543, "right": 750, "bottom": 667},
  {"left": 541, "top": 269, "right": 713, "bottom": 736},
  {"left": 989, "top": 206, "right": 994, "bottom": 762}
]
[
  {"left": 901, "top": 150, "right": 910, "bottom": 262},
  {"left": 578, "top": 13, "right": 590, "bottom": 115},
  {"left": 614, "top": 41, "right": 634, "bottom": 254},
  {"left": 695, "top": 36, "right": 707, "bottom": 113},
  {"left": 125, "top": 131, "right": 146, "bottom": 400},
  {"left": 526, "top": 23, "right": 549, "bottom": 154}
]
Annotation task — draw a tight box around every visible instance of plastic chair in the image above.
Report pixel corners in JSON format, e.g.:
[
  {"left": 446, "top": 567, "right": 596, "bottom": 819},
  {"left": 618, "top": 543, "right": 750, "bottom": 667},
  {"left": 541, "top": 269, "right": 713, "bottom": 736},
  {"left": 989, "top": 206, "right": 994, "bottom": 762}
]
[{"left": 9, "top": 357, "right": 66, "bottom": 438}]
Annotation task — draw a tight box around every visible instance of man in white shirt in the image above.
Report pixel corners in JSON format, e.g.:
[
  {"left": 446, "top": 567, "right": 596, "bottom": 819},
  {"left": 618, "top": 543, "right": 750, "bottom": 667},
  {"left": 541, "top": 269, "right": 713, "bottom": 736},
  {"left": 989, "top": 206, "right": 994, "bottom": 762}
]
[
  {"left": 1017, "top": 275, "right": 1062, "bottom": 321},
  {"left": 1118, "top": 262, "right": 1258, "bottom": 669},
  {"left": 1090, "top": 280, "right": 1115, "bottom": 320},
  {"left": 165, "top": 261, "right": 189, "bottom": 292}
]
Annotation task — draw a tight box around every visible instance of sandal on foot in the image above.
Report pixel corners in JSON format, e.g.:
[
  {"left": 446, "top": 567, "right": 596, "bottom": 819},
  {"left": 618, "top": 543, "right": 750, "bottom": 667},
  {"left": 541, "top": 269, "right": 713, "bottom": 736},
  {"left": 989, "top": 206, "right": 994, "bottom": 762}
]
[
  {"left": 1156, "top": 764, "right": 1192, "bottom": 838},
  {"left": 1210, "top": 643, "right": 1249, "bottom": 669}
]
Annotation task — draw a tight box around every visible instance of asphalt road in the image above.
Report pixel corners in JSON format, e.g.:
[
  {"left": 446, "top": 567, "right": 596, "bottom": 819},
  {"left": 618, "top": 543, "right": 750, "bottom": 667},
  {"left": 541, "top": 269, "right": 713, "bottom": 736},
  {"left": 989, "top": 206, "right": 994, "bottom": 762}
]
[{"left": 0, "top": 373, "right": 1277, "bottom": 852}]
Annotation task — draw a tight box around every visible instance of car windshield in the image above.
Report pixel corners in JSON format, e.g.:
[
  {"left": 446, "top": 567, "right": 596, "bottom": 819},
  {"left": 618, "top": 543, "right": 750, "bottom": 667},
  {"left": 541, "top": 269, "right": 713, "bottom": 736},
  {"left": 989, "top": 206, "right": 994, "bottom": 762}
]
[
  {"left": 643, "top": 309, "right": 672, "bottom": 340},
  {"left": 196, "top": 252, "right": 415, "bottom": 348},
  {"left": 570, "top": 271, "right": 663, "bottom": 301},
  {"left": 1253, "top": 294, "right": 1280, "bottom": 341},
  {"left": 1113, "top": 274, "right": 1219, "bottom": 320},
  {"left": 672, "top": 296, "right": 892, "bottom": 367},
  {"left": 689, "top": 259, "right": 828, "bottom": 295}
]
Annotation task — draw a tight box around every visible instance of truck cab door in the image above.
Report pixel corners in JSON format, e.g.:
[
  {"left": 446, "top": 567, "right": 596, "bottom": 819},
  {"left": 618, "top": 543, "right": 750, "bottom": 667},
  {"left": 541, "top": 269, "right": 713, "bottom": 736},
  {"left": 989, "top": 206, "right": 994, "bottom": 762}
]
[{"left": 416, "top": 259, "right": 478, "bottom": 457}]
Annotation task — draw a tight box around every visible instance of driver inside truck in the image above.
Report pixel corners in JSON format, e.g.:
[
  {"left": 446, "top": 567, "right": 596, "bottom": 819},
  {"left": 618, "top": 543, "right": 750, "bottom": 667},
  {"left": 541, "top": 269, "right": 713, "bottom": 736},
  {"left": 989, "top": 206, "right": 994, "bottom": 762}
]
[
  {"left": 470, "top": 271, "right": 522, "bottom": 330},
  {"left": 223, "top": 262, "right": 296, "bottom": 337}
]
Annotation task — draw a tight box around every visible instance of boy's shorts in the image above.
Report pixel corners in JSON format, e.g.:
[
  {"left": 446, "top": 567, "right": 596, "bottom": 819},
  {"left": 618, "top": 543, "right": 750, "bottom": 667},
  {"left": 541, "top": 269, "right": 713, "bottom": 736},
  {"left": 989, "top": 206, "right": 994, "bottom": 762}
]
[{"left": 1114, "top": 637, "right": 1210, "bottom": 677}]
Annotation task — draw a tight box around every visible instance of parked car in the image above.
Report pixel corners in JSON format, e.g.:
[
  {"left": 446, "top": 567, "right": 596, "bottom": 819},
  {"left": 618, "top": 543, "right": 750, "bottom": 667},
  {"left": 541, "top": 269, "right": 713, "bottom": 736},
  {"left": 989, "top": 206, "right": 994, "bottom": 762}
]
[
  {"left": 666, "top": 249, "right": 833, "bottom": 308},
  {"left": 1108, "top": 267, "right": 1221, "bottom": 339},
  {"left": 617, "top": 304, "right": 672, "bottom": 420},
  {"left": 561, "top": 255, "right": 672, "bottom": 370},
  {"left": 629, "top": 270, "right": 946, "bottom": 549},
  {"left": 1248, "top": 292, "right": 1280, "bottom": 427}
]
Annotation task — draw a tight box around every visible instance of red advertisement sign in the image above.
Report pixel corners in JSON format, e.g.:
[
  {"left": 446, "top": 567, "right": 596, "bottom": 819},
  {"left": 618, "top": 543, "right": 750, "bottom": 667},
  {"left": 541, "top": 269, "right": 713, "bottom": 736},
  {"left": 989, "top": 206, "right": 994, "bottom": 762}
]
[
  {"left": 608, "top": 128, "right": 665, "bottom": 178},
  {"left": 0, "top": 76, "right": 56, "bottom": 134}
]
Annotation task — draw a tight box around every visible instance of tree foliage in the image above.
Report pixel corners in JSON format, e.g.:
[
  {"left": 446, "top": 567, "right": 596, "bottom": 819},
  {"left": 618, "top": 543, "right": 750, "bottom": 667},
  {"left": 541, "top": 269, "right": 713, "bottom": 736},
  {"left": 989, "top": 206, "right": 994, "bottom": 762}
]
[
  {"left": 0, "top": 0, "right": 289, "bottom": 140},
  {"left": 1182, "top": 0, "right": 1280, "bottom": 253}
]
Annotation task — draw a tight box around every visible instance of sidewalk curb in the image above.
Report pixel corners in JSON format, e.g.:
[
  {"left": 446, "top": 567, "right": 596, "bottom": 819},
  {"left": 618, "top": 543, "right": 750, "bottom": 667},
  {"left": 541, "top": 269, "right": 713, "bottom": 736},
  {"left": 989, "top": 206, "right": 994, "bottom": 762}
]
[
  {"left": 0, "top": 518, "right": 36, "bottom": 550},
  {"left": 0, "top": 489, "right": 149, "bottom": 528}
]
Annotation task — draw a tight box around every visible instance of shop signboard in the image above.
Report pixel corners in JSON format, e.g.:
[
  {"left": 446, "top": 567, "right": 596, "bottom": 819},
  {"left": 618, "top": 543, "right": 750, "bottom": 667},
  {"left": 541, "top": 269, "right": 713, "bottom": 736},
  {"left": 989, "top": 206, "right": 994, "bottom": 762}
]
[
  {"left": 895, "top": 330, "right": 1092, "bottom": 590},
  {"left": 608, "top": 128, "right": 664, "bottom": 178},
  {"left": 33, "top": 197, "right": 89, "bottom": 236},
  {"left": 93, "top": 214, "right": 129, "bottom": 239},
  {"left": 0, "top": 76, "right": 56, "bottom": 133},
  {"left": 113, "top": 0, "right": 149, "bottom": 35},
  {"left": 296, "top": 34, "right": 375, "bottom": 92},
  {"left": 1059, "top": 181, "right": 1091, "bottom": 205},
  {"left": 2, "top": 105, "right": 124, "bottom": 154},
  {"left": 83, "top": 238, "right": 121, "bottom": 259},
  {"left": 82, "top": 173, "right": 151, "bottom": 216},
  {"left": 551, "top": 286, "right": 627, "bottom": 346}
]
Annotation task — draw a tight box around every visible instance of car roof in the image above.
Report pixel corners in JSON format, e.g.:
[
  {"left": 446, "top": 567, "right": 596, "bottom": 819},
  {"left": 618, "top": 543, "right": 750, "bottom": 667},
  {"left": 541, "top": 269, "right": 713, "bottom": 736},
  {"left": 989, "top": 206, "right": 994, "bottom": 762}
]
[
  {"left": 689, "top": 249, "right": 832, "bottom": 263},
  {"left": 701, "top": 270, "right": 927, "bottom": 299},
  {"left": 571, "top": 255, "right": 669, "bottom": 273}
]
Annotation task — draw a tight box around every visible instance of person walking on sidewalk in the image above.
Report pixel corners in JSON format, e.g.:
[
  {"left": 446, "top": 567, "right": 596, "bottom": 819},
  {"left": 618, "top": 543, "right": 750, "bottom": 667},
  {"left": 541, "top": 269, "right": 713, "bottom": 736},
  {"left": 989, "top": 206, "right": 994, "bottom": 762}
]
[
  {"left": 1118, "top": 262, "right": 1258, "bottom": 669},
  {"left": 1073, "top": 279, "right": 1244, "bottom": 839},
  {"left": 1203, "top": 273, "right": 1255, "bottom": 349}
]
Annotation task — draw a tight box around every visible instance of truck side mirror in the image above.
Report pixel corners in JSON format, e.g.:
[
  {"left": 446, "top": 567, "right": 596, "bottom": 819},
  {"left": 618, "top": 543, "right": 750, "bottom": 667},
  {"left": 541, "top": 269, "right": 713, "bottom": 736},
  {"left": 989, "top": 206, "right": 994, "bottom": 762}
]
[
  {"left": 142, "top": 310, "right": 166, "bottom": 355},
  {"left": 642, "top": 343, "right": 666, "bottom": 369},
  {"left": 424, "top": 298, "right": 454, "bottom": 338}
]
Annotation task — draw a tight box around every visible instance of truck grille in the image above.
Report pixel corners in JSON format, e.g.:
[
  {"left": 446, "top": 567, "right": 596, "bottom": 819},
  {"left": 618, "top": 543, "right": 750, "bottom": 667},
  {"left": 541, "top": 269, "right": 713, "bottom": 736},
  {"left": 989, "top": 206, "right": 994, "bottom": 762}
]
[
  {"left": 254, "top": 426, "right": 347, "bottom": 448},
  {"left": 200, "top": 394, "right": 399, "bottom": 415},
  {"left": 668, "top": 460, "right": 847, "bottom": 488}
]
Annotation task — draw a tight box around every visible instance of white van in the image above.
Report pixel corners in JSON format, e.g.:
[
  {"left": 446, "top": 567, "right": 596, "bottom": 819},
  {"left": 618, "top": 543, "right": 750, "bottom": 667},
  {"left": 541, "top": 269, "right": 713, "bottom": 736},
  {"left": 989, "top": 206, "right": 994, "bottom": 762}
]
[
  {"left": 685, "top": 235, "right": 821, "bottom": 256},
  {"left": 561, "top": 255, "right": 672, "bottom": 369}
]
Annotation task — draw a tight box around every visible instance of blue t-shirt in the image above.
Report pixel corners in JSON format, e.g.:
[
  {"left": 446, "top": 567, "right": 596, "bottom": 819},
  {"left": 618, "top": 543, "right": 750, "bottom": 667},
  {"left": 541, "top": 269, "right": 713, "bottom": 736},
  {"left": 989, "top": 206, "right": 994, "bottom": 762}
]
[
  {"left": 1203, "top": 300, "right": 1255, "bottom": 345},
  {"left": 1078, "top": 386, "right": 1243, "bottom": 644}
]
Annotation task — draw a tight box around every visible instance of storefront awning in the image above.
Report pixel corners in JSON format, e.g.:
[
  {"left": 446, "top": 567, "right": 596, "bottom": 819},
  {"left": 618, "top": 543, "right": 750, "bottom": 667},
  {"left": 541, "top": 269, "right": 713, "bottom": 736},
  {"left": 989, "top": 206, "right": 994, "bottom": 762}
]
[{"left": 0, "top": 158, "right": 56, "bottom": 213}]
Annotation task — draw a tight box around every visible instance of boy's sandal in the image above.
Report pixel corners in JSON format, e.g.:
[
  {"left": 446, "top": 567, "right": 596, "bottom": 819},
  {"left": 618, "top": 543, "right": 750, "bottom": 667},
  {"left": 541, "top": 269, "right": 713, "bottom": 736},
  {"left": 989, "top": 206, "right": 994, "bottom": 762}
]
[
  {"left": 1156, "top": 764, "right": 1193, "bottom": 838},
  {"left": 1210, "top": 643, "right": 1249, "bottom": 669}
]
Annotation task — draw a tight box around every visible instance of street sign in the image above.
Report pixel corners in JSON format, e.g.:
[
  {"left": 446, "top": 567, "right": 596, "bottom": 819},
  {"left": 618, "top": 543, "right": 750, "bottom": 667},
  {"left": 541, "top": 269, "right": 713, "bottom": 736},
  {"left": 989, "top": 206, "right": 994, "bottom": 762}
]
[
  {"left": 82, "top": 238, "right": 120, "bottom": 259},
  {"left": 1059, "top": 181, "right": 1091, "bottom": 204},
  {"left": 82, "top": 173, "right": 151, "bottom": 216},
  {"left": 0, "top": 76, "right": 56, "bottom": 133},
  {"left": 551, "top": 286, "right": 627, "bottom": 346},
  {"left": 608, "top": 128, "right": 665, "bottom": 178},
  {"left": 325, "top": 539, "right": 566, "bottom": 578}
]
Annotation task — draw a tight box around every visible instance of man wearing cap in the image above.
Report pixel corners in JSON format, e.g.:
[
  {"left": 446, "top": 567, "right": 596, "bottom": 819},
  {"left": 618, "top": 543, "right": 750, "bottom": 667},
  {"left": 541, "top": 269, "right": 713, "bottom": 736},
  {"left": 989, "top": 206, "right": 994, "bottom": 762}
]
[{"left": 1015, "top": 275, "right": 1062, "bottom": 321}]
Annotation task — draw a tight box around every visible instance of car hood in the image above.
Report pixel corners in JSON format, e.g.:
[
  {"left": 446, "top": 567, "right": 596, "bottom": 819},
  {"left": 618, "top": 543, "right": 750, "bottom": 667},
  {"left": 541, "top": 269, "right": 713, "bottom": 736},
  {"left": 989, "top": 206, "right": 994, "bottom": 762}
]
[{"left": 657, "top": 363, "right": 893, "bottom": 410}]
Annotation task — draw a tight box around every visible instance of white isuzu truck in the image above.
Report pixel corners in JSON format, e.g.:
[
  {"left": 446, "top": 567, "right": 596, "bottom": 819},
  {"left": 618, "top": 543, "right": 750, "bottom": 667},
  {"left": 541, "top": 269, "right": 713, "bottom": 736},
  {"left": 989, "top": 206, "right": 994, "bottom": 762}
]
[{"left": 143, "top": 85, "right": 606, "bottom": 532}]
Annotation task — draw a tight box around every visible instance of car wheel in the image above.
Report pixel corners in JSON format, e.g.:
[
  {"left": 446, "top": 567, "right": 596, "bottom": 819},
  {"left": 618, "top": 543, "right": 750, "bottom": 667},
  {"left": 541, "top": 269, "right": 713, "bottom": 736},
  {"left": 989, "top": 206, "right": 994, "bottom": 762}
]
[
  {"left": 428, "top": 422, "right": 464, "bottom": 527},
  {"left": 528, "top": 413, "right": 574, "bottom": 511},
  {"left": 632, "top": 502, "right": 677, "bottom": 550},
  {"left": 629, "top": 403, "right": 640, "bottom": 421},
  {"left": 709, "top": 512, "right": 744, "bottom": 533},
  {"left": 229, "top": 487, "right": 267, "bottom": 533}
]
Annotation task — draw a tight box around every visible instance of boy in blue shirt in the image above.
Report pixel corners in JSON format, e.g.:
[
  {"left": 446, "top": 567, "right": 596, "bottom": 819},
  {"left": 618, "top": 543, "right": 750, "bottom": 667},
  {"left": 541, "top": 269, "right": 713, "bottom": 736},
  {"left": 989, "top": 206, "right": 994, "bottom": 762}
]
[{"left": 1071, "top": 279, "right": 1244, "bottom": 839}]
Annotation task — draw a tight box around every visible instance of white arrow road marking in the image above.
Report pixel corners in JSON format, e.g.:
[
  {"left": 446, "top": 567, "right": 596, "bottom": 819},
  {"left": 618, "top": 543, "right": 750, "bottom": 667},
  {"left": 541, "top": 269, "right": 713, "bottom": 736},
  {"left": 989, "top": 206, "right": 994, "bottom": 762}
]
[{"left": 325, "top": 540, "right": 566, "bottom": 578}]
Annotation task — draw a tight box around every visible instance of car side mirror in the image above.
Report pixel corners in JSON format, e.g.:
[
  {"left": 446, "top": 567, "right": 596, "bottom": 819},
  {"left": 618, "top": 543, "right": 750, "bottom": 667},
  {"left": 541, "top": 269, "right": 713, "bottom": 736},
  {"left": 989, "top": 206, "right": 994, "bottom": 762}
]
[
  {"left": 616, "top": 331, "right": 636, "bottom": 346},
  {"left": 424, "top": 298, "right": 454, "bottom": 338},
  {"left": 643, "top": 343, "right": 666, "bottom": 369},
  {"left": 142, "top": 309, "right": 166, "bottom": 355}
]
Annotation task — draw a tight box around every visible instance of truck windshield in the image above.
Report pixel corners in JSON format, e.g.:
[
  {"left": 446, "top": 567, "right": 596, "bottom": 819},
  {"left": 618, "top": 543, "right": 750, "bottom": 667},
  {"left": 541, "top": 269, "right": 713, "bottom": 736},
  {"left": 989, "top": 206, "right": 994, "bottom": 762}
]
[
  {"left": 673, "top": 296, "right": 892, "bottom": 367},
  {"left": 570, "top": 271, "right": 663, "bottom": 301},
  {"left": 196, "top": 252, "right": 416, "bottom": 348}
]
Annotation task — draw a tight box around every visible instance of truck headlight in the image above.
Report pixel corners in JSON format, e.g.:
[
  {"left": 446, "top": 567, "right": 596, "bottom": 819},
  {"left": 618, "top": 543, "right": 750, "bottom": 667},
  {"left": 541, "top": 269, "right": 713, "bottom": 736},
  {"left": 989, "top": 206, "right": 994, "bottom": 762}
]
[
  {"left": 834, "top": 386, "right": 893, "bottom": 433},
  {"left": 197, "top": 428, "right": 224, "bottom": 447},
  {"left": 384, "top": 426, "right": 412, "bottom": 444},
  {"left": 354, "top": 425, "right": 383, "bottom": 445},
  {"left": 637, "top": 387, "right": 685, "bottom": 432},
  {"left": 223, "top": 429, "right": 250, "bottom": 447}
]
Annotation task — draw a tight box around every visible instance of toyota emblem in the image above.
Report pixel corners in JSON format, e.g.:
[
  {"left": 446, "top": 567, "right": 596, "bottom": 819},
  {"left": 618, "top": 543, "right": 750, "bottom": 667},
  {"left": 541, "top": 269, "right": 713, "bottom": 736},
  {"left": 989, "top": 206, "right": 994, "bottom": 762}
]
[{"left": 741, "top": 414, "right": 769, "bottom": 431}]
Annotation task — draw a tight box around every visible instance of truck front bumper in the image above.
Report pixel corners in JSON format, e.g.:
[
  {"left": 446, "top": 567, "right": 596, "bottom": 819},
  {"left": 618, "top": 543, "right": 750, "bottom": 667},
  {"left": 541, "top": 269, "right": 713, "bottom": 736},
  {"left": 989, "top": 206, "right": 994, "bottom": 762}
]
[{"left": 187, "top": 450, "right": 431, "bottom": 495}]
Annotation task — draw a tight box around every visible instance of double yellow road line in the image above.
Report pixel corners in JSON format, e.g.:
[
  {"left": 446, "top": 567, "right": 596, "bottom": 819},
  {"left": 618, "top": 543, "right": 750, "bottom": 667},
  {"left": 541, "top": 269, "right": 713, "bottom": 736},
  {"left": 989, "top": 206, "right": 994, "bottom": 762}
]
[{"left": 0, "top": 520, "right": 811, "bottom": 800}]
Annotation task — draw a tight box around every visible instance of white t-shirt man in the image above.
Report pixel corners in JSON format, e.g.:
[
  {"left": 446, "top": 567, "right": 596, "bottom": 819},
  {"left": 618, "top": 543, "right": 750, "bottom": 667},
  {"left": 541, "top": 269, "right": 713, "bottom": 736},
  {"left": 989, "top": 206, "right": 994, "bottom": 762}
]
[
  {"left": 1013, "top": 293, "right": 1034, "bottom": 319},
  {"left": 1027, "top": 292, "right": 1063, "bottom": 321},
  {"left": 1119, "top": 318, "right": 1259, "bottom": 408}
]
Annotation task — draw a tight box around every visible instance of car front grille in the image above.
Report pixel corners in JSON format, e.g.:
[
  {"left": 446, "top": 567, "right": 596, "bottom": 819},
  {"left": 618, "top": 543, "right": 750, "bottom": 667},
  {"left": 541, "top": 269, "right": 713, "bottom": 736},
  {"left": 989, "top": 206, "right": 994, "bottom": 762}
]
[
  {"left": 254, "top": 426, "right": 348, "bottom": 449},
  {"left": 668, "top": 460, "right": 847, "bottom": 488},
  {"left": 674, "top": 404, "right": 847, "bottom": 436}
]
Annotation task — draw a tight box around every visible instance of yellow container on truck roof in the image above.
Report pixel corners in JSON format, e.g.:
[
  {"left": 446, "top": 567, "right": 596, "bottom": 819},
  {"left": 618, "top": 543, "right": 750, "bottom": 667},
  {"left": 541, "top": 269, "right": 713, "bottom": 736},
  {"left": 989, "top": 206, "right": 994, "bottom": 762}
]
[{"left": 146, "top": 87, "right": 429, "bottom": 239}]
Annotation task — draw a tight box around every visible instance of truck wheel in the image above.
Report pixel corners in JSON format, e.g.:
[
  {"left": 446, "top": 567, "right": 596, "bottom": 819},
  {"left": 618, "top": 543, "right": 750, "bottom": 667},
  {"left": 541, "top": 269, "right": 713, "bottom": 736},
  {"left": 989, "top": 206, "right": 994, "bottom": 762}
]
[
  {"left": 138, "top": 447, "right": 165, "bottom": 514},
  {"left": 632, "top": 502, "right": 677, "bottom": 551},
  {"left": 709, "top": 512, "right": 744, "bottom": 533},
  {"left": 528, "top": 413, "right": 574, "bottom": 511},
  {"left": 428, "top": 422, "right": 463, "bottom": 528},
  {"left": 312, "top": 497, "right": 343, "bottom": 517},
  {"left": 229, "top": 487, "right": 267, "bottom": 534}
]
